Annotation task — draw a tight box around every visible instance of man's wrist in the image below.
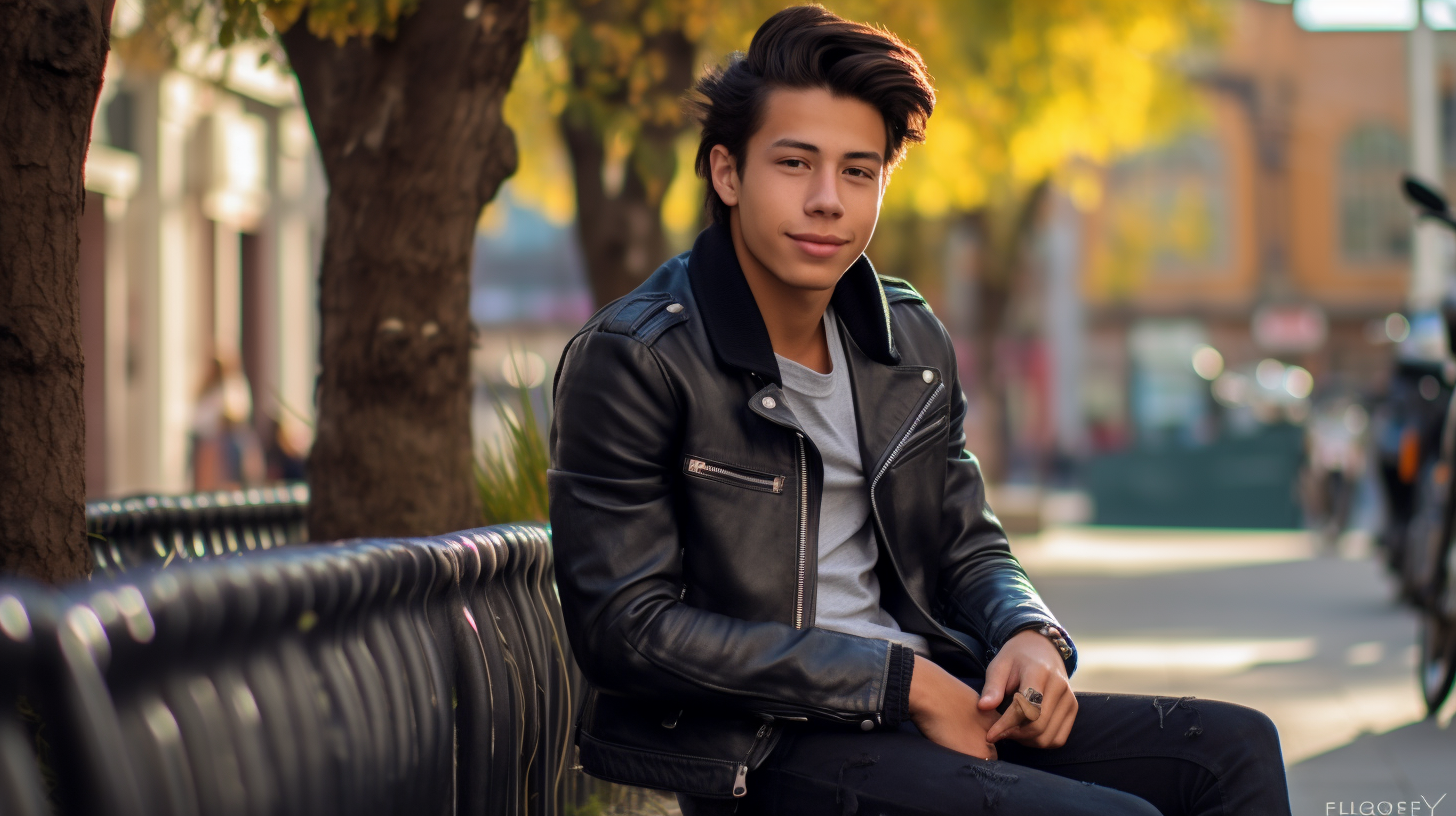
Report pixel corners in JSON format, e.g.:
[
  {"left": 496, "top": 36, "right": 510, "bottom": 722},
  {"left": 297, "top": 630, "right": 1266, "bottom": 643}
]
[
  {"left": 1032, "top": 624, "right": 1073, "bottom": 662},
  {"left": 1005, "top": 621, "right": 1075, "bottom": 666}
]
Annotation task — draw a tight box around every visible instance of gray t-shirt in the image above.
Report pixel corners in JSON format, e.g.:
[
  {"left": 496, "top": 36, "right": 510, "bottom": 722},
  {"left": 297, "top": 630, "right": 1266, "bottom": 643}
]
[{"left": 775, "top": 305, "right": 931, "bottom": 657}]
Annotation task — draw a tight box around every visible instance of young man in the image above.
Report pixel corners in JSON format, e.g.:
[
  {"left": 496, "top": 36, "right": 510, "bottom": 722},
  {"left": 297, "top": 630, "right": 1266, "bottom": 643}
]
[{"left": 549, "top": 7, "right": 1292, "bottom": 814}]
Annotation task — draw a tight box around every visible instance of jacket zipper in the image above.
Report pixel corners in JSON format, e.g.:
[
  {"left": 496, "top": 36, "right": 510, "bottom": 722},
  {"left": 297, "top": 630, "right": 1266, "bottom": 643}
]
[
  {"left": 744, "top": 377, "right": 814, "bottom": 633},
  {"left": 732, "top": 721, "right": 772, "bottom": 797},
  {"left": 684, "top": 457, "right": 785, "bottom": 493},
  {"left": 794, "top": 433, "right": 809, "bottom": 629},
  {"left": 874, "top": 383, "right": 944, "bottom": 491},
  {"left": 867, "top": 382, "right": 983, "bottom": 667},
  {"left": 891, "top": 412, "right": 948, "bottom": 465}
]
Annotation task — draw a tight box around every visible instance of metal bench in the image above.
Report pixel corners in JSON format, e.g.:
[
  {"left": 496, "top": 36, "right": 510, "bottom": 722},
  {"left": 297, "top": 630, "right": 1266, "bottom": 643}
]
[
  {"left": 86, "top": 484, "right": 310, "bottom": 577},
  {"left": 1, "top": 522, "right": 577, "bottom": 816}
]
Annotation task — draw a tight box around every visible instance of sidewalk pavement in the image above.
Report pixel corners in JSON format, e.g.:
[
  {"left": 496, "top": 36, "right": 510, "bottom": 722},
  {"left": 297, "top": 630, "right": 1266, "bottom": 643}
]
[
  {"left": 1013, "top": 527, "right": 1456, "bottom": 816},
  {"left": 1288, "top": 718, "right": 1453, "bottom": 815}
]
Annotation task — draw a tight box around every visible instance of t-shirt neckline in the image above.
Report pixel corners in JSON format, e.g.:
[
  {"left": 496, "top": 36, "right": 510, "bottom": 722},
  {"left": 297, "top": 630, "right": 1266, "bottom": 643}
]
[{"left": 775, "top": 306, "right": 842, "bottom": 399}]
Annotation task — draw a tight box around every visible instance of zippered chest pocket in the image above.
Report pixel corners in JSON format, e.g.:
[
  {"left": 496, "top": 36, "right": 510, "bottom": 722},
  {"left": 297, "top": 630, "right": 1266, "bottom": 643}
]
[
  {"left": 890, "top": 409, "right": 949, "bottom": 468},
  {"left": 683, "top": 455, "right": 785, "bottom": 494}
]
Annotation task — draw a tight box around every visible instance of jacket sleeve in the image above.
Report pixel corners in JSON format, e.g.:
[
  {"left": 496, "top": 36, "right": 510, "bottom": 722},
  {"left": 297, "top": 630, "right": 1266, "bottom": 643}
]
[
  {"left": 932, "top": 329, "right": 1078, "bottom": 676},
  {"left": 548, "top": 328, "right": 903, "bottom": 724}
]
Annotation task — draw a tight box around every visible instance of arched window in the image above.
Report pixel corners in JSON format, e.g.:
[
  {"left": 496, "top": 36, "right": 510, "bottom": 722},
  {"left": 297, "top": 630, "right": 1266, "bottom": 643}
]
[
  {"left": 1099, "top": 132, "right": 1230, "bottom": 282},
  {"left": 1339, "top": 124, "right": 1410, "bottom": 264}
]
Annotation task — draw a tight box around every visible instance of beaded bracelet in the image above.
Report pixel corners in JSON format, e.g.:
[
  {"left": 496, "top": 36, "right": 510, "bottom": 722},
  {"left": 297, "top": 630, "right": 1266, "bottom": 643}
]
[{"left": 1038, "top": 624, "right": 1074, "bottom": 662}]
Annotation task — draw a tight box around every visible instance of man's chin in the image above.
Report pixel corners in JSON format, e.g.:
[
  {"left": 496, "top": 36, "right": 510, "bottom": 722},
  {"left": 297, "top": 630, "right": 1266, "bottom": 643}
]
[{"left": 767, "top": 264, "right": 848, "bottom": 293}]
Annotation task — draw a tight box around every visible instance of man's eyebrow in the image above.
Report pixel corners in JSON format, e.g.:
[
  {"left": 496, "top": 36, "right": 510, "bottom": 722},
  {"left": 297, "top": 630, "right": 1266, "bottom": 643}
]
[
  {"left": 769, "top": 138, "right": 820, "bottom": 153},
  {"left": 768, "top": 138, "right": 884, "bottom": 165}
]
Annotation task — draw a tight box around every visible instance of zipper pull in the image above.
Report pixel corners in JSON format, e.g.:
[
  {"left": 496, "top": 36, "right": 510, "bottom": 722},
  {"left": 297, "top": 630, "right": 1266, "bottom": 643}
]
[{"left": 732, "top": 763, "right": 748, "bottom": 797}]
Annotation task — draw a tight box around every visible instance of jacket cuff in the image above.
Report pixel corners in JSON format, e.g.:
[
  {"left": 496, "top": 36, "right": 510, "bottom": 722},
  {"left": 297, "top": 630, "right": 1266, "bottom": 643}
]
[{"left": 881, "top": 643, "right": 916, "bottom": 727}]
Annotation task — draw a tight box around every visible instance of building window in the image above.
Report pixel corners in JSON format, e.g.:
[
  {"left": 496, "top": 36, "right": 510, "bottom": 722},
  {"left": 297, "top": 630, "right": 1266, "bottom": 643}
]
[
  {"left": 1339, "top": 123, "right": 1409, "bottom": 264},
  {"left": 1098, "top": 133, "right": 1231, "bottom": 286}
]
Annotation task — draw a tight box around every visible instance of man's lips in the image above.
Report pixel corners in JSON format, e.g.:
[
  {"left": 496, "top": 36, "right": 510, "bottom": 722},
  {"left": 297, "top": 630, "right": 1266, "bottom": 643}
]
[{"left": 787, "top": 232, "right": 849, "bottom": 259}]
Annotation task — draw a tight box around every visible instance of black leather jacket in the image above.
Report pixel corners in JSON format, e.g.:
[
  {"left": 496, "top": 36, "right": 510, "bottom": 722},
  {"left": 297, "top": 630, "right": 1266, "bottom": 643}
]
[{"left": 548, "top": 223, "right": 1077, "bottom": 799}]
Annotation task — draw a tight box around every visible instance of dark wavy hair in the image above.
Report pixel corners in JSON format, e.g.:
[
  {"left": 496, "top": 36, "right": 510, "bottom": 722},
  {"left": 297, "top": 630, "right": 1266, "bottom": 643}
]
[{"left": 685, "top": 5, "right": 935, "bottom": 226}]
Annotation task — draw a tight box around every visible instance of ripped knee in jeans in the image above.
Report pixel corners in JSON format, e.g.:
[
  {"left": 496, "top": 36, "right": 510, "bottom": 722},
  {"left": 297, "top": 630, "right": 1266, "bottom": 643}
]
[{"left": 1151, "top": 696, "right": 1205, "bottom": 738}]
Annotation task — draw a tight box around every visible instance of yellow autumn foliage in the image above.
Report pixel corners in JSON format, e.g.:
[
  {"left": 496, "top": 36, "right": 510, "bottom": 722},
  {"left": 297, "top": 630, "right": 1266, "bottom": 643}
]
[
  {"left": 503, "top": 0, "right": 1224, "bottom": 227},
  {"left": 121, "top": 0, "right": 1220, "bottom": 238}
]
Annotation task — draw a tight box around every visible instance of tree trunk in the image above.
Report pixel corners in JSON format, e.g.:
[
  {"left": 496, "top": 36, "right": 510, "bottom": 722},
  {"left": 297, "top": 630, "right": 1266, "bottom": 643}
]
[
  {"left": 965, "top": 181, "right": 1048, "bottom": 483},
  {"left": 281, "top": 0, "right": 529, "bottom": 542},
  {"left": 561, "top": 29, "right": 695, "bottom": 306},
  {"left": 0, "top": 0, "right": 112, "bottom": 582}
]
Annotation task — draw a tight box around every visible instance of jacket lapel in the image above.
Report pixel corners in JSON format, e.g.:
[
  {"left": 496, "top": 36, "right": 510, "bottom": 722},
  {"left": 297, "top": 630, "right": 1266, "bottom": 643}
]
[{"left": 835, "top": 318, "right": 938, "bottom": 478}]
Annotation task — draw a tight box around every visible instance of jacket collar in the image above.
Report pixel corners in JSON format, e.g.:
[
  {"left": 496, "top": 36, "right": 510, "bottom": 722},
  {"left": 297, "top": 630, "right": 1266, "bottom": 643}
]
[{"left": 685, "top": 221, "right": 900, "bottom": 385}]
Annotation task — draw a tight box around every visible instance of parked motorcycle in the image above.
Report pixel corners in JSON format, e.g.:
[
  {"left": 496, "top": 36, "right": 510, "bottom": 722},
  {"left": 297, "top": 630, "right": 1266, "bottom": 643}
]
[{"left": 1388, "top": 176, "right": 1456, "bottom": 714}]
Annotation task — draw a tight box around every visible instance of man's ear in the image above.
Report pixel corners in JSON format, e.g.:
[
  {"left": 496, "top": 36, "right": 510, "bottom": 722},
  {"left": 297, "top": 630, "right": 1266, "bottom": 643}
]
[{"left": 708, "top": 144, "right": 740, "bottom": 208}]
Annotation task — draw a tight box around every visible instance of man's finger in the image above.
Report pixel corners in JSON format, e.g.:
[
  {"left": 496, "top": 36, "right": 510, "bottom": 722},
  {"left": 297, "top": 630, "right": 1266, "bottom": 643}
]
[
  {"left": 992, "top": 724, "right": 1026, "bottom": 744},
  {"left": 1024, "top": 672, "right": 1060, "bottom": 735},
  {"left": 1031, "top": 690, "right": 1077, "bottom": 748},
  {"left": 984, "top": 704, "right": 1027, "bottom": 742},
  {"left": 1052, "top": 704, "right": 1077, "bottom": 747},
  {"left": 1030, "top": 700, "right": 1069, "bottom": 748},
  {"left": 1004, "top": 666, "right": 1051, "bottom": 735},
  {"left": 978, "top": 659, "right": 1014, "bottom": 711},
  {"left": 1036, "top": 698, "right": 1077, "bottom": 749}
]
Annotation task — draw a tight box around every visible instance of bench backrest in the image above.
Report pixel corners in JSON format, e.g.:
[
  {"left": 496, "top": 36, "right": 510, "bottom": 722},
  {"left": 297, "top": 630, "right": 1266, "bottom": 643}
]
[{"left": 0, "top": 522, "right": 575, "bottom": 816}]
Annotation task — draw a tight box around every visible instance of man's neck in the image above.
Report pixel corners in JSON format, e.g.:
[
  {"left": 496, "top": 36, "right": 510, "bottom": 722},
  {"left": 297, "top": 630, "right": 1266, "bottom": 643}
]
[{"left": 728, "top": 215, "right": 835, "bottom": 375}]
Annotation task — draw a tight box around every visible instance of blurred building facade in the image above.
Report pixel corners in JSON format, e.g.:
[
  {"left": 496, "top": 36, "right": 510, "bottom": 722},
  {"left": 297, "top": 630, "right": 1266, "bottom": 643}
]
[
  {"left": 1058, "top": 0, "right": 1448, "bottom": 456},
  {"left": 81, "top": 46, "right": 326, "bottom": 498},
  {"left": 468, "top": 193, "right": 594, "bottom": 450}
]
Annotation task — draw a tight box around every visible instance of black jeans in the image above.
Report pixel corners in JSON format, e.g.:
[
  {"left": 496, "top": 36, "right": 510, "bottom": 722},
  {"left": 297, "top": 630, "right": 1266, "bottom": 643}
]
[{"left": 678, "top": 691, "right": 1292, "bottom": 816}]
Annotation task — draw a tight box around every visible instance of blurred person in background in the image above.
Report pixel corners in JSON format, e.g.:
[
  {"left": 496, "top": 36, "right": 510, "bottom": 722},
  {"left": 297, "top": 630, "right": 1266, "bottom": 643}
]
[
  {"left": 1301, "top": 395, "right": 1369, "bottom": 551},
  {"left": 262, "top": 412, "right": 310, "bottom": 482},
  {"left": 190, "top": 354, "right": 265, "bottom": 490}
]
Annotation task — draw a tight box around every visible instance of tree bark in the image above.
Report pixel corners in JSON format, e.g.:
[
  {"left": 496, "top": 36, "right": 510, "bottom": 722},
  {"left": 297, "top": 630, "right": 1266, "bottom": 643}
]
[
  {"left": 281, "top": 0, "right": 529, "bottom": 542},
  {"left": 561, "top": 28, "right": 695, "bottom": 306},
  {"left": 0, "top": 0, "right": 112, "bottom": 582}
]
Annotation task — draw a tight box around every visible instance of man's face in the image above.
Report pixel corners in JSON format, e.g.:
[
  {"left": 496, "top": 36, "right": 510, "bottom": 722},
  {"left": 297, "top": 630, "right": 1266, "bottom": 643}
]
[{"left": 711, "top": 86, "right": 887, "bottom": 292}]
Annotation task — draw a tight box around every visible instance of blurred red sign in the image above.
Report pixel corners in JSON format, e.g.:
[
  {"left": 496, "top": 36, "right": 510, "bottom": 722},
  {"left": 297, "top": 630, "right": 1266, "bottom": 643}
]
[{"left": 1252, "top": 304, "right": 1327, "bottom": 352}]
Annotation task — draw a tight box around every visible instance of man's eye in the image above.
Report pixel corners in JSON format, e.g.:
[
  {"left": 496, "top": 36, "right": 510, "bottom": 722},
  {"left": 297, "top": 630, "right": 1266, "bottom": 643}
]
[
  {"left": 782, "top": 159, "right": 806, "bottom": 168},
  {"left": 846, "top": 167, "right": 874, "bottom": 179}
]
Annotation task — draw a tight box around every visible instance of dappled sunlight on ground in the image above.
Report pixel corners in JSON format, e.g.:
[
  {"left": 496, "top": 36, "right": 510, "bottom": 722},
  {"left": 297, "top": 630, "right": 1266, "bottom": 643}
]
[
  {"left": 1012, "top": 526, "right": 1320, "bottom": 576},
  {"left": 1074, "top": 636, "right": 1317, "bottom": 676}
]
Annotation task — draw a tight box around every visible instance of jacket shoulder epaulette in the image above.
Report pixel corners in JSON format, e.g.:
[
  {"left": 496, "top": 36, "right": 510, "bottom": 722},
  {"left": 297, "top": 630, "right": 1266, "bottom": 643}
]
[
  {"left": 596, "top": 290, "right": 690, "bottom": 346},
  {"left": 878, "top": 275, "right": 930, "bottom": 308}
]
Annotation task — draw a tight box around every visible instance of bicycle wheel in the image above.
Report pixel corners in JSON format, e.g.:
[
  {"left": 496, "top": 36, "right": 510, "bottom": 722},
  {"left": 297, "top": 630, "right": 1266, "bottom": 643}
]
[
  {"left": 1418, "top": 605, "right": 1456, "bottom": 715},
  {"left": 1401, "top": 467, "right": 1446, "bottom": 604},
  {"left": 1418, "top": 415, "right": 1456, "bottom": 714}
]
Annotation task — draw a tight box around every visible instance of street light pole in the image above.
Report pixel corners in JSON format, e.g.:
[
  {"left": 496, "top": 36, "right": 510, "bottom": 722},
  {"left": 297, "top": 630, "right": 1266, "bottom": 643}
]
[{"left": 1410, "top": 1, "right": 1445, "bottom": 308}]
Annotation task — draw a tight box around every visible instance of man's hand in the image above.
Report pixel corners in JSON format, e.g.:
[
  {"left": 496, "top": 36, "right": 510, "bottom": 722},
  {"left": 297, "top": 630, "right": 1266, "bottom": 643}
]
[
  {"left": 908, "top": 655, "right": 1002, "bottom": 760},
  {"left": 977, "top": 629, "right": 1077, "bottom": 748}
]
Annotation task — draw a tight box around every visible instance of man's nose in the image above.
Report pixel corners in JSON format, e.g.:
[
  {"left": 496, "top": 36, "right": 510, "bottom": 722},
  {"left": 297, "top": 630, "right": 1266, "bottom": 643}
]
[{"left": 804, "top": 168, "right": 844, "bottom": 218}]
